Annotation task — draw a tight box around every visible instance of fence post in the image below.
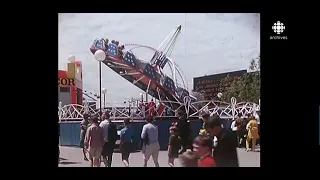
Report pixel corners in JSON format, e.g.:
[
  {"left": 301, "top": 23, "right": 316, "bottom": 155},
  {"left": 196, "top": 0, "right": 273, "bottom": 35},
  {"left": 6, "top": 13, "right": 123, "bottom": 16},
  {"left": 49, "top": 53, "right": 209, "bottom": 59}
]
[
  {"left": 83, "top": 99, "right": 89, "bottom": 114},
  {"left": 231, "top": 97, "right": 236, "bottom": 120},
  {"left": 142, "top": 105, "right": 145, "bottom": 119},
  {"left": 58, "top": 102, "right": 62, "bottom": 122},
  {"left": 112, "top": 106, "right": 116, "bottom": 120},
  {"left": 184, "top": 96, "right": 191, "bottom": 119},
  {"left": 253, "top": 103, "right": 257, "bottom": 115}
]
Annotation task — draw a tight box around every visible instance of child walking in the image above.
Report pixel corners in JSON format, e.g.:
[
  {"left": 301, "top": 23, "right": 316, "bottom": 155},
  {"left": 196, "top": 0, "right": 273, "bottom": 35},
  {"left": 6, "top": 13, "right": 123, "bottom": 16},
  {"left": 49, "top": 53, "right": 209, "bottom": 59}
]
[
  {"left": 193, "top": 135, "right": 216, "bottom": 167},
  {"left": 167, "top": 126, "right": 181, "bottom": 167},
  {"left": 179, "top": 151, "right": 198, "bottom": 167}
]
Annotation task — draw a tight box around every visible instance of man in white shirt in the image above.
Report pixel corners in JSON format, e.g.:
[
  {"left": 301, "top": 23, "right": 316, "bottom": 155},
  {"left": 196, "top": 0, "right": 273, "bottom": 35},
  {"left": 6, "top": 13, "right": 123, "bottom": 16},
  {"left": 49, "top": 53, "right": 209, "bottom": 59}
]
[
  {"left": 230, "top": 119, "right": 238, "bottom": 132},
  {"left": 141, "top": 116, "right": 160, "bottom": 167},
  {"left": 230, "top": 117, "right": 238, "bottom": 147},
  {"left": 99, "top": 112, "right": 111, "bottom": 167}
]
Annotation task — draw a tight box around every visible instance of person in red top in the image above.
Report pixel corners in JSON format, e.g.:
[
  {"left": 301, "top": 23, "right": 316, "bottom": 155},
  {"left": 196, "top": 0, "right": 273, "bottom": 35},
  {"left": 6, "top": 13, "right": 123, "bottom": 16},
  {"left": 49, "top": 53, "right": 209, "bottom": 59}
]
[
  {"left": 193, "top": 135, "right": 216, "bottom": 167},
  {"left": 147, "top": 99, "right": 156, "bottom": 117}
]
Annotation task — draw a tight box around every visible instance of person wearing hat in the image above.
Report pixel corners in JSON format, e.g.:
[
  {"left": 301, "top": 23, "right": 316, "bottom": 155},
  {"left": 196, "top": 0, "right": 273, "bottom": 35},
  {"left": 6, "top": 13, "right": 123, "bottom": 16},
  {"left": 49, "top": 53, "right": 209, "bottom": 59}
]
[
  {"left": 80, "top": 113, "right": 90, "bottom": 161},
  {"left": 204, "top": 115, "right": 239, "bottom": 167}
]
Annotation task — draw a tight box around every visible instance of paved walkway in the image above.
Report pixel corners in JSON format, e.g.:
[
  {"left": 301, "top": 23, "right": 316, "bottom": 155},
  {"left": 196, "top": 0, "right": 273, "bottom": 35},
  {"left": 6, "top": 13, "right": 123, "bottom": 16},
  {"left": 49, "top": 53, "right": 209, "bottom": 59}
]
[{"left": 59, "top": 146, "right": 260, "bottom": 167}]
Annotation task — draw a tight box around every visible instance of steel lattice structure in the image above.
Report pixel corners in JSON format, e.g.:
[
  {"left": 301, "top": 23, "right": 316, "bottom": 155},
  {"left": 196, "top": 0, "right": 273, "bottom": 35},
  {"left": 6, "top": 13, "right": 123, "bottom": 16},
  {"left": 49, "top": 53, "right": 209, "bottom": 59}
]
[
  {"left": 60, "top": 26, "right": 261, "bottom": 122},
  {"left": 58, "top": 98, "right": 260, "bottom": 122}
]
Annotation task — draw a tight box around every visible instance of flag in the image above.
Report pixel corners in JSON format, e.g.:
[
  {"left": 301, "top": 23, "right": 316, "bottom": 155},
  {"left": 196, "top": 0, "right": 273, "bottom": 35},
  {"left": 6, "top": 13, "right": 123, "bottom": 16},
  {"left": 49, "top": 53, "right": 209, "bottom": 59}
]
[
  {"left": 107, "top": 44, "right": 118, "bottom": 57},
  {"left": 96, "top": 39, "right": 104, "bottom": 50},
  {"left": 143, "top": 63, "right": 157, "bottom": 80},
  {"left": 123, "top": 52, "right": 137, "bottom": 67},
  {"left": 162, "top": 76, "right": 175, "bottom": 92}
]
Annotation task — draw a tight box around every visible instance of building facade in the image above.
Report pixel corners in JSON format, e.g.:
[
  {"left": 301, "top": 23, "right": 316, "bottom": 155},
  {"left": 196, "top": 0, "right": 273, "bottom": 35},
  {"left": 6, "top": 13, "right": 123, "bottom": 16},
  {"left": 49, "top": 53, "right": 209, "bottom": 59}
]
[
  {"left": 193, "top": 70, "right": 247, "bottom": 100},
  {"left": 58, "top": 61, "right": 83, "bottom": 106}
]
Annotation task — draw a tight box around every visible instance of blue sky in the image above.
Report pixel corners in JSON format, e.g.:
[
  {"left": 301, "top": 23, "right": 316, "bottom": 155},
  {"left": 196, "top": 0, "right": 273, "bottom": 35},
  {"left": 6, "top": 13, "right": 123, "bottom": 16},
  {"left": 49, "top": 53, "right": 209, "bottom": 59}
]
[{"left": 58, "top": 13, "right": 260, "bottom": 104}]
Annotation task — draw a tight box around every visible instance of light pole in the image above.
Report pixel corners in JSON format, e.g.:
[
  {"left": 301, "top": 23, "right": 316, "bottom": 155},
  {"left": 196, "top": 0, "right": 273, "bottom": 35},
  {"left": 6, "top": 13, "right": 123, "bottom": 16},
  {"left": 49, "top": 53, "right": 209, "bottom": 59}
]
[
  {"left": 129, "top": 98, "right": 132, "bottom": 116},
  {"left": 124, "top": 98, "right": 134, "bottom": 116},
  {"left": 102, "top": 88, "right": 107, "bottom": 109},
  {"left": 123, "top": 99, "right": 129, "bottom": 116},
  {"left": 94, "top": 50, "right": 106, "bottom": 115},
  {"left": 139, "top": 93, "right": 145, "bottom": 118}
]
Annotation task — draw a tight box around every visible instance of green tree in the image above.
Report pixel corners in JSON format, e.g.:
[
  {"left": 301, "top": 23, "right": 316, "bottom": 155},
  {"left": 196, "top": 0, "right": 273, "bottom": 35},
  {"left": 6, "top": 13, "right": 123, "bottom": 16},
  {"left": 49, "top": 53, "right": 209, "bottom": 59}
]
[
  {"left": 221, "top": 55, "right": 260, "bottom": 103},
  {"left": 190, "top": 90, "right": 206, "bottom": 109}
]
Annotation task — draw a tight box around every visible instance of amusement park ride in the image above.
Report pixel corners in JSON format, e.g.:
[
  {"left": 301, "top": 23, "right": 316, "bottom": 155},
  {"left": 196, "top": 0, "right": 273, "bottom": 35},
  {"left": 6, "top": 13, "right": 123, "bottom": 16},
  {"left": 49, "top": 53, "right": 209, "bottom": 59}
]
[{"left": 58, "top": 25, "right": 260, "bottom": 121}]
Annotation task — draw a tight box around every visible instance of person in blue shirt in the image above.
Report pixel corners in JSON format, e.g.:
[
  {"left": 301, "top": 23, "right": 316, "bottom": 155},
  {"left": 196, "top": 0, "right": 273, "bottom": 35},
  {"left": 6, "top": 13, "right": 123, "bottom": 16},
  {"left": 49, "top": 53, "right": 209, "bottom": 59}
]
[{"left": 120, "top": 118, "right": 134, "bottom": 167}]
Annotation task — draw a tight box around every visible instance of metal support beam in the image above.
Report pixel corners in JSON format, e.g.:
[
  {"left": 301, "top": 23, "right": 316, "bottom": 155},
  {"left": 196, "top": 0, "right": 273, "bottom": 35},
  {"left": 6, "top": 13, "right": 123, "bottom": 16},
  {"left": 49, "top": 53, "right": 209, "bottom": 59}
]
[
  {"left": 133, "top": 76, "right": 145, "bottom": 84},
  {"left": 146, "top": 79, "right": 151, "bottom": 103}
]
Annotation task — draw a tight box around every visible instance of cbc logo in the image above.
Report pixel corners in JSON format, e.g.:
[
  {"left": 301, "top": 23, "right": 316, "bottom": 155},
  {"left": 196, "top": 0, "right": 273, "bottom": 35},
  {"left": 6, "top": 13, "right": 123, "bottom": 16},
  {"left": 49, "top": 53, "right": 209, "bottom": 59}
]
[{"left": 272, "top": 21, "right": 285, "bottom": 35}]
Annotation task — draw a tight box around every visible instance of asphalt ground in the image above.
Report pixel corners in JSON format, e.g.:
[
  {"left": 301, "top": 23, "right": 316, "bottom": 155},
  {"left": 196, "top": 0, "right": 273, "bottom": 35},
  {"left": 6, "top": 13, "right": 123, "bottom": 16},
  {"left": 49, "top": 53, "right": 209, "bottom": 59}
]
[{"left": 58, "top": 146, "right": 260, "bottom": 167}]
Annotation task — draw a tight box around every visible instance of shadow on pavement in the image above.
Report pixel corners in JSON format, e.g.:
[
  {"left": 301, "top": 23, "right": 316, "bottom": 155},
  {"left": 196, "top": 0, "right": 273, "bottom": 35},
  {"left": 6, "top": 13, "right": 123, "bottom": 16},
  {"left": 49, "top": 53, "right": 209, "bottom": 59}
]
[
  {"left": 61, "top": 145, "right": 81, "bottom": 148},
  {"left": 113, "top": 149, "right": 140, "bottom": 153},
  {"left": 59, "top": 161, "right": 81, "bottom": 165},
  {"left": 59, "top": 157, "right": 67, "bottom": 160}
]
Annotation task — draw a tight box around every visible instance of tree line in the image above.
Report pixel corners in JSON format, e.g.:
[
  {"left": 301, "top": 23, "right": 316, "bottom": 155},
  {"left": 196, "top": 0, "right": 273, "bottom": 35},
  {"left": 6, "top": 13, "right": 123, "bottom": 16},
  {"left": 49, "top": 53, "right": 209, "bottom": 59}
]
[{"left": 192, "top": 55, "right": 260, "bottom": 103}]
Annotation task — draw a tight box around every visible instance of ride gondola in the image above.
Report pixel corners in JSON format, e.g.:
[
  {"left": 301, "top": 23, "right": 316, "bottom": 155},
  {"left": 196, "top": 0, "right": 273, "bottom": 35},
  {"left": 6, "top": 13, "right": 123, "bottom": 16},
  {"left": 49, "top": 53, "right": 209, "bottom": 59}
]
[{"left": 90, "top": 25, "right": 196, "bottom": 117}]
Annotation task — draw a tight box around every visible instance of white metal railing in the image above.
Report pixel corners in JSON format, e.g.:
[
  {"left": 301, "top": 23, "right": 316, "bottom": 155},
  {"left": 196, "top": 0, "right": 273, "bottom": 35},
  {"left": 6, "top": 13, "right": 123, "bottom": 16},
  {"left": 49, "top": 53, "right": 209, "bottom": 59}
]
[{"left": 59, "top": 98, "right": 260, "bottom": 121}]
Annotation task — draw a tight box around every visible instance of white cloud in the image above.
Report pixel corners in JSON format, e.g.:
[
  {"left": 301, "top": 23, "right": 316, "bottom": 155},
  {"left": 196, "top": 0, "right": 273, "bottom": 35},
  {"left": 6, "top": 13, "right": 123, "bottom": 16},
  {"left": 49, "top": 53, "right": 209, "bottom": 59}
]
[{"left": 58, "top": 13, "right": 260, "bottom": 103}]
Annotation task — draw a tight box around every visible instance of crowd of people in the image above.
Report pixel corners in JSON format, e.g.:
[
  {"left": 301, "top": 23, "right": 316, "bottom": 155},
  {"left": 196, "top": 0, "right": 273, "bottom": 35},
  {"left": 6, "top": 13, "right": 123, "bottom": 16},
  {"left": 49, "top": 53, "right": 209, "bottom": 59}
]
[
  {"left": 102, "top": 38, "right": 125, "bottom": 59},
  {"left": 72, "top": 109, "right": 259, "bottom": 167},
  {"left": 230, "top": 112, "right": 260, "bottom": 151}
]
